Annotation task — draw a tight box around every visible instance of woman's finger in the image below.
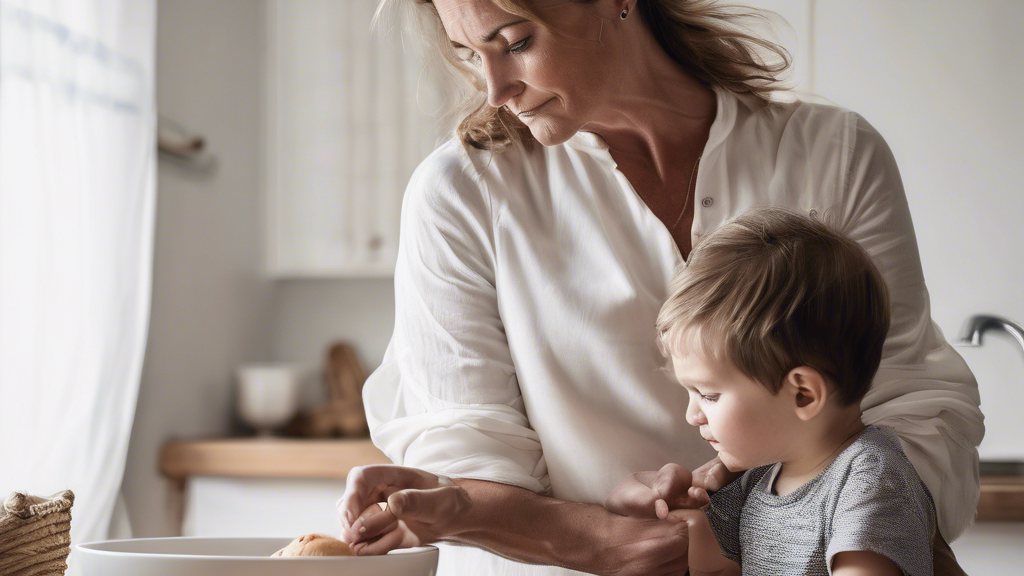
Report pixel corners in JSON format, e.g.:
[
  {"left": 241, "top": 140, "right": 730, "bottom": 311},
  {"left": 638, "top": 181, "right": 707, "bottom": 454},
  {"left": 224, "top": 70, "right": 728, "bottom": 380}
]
[
  {"left": 343, "top": 503, "right": 398, "bottom": 544},
  {"left": 338, "top": 466, "right": 379, "bottom": 528},
  {"left": 692, "top": 457, "right": 741, "bottom": 492},
  {"left": 688, "top": 486, "right": 711, "bottom": 508},
  {"left": 352, "top": 526, "right": 407, "bottom": 556},
  {"left": 338, "top": 465, "right": 428, "bottom": 530},
  {"left": 654, "top": 463, "right": 693, "bottom": 500},
  {"left": 655, "top": 498, "right": 669, "bottom": 520},
  {"left": 654, "top": 463, "right": 701, "bottom": 510},
  {"left": 387, "top": 485, "right": 472, "bottom": 525}
]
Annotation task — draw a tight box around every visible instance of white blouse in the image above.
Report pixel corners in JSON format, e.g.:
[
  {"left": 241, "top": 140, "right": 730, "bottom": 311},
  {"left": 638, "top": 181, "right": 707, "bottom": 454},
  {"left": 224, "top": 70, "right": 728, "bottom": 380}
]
[{"left": 363, "top": 88, "right": 984, "bottom": 575}]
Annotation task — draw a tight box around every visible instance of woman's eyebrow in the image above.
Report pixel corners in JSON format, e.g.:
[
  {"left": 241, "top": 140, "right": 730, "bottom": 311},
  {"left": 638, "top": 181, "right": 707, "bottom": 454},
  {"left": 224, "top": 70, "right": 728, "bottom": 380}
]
[{"left": 450, "top": 19, "right": 528, "bottom": 48}]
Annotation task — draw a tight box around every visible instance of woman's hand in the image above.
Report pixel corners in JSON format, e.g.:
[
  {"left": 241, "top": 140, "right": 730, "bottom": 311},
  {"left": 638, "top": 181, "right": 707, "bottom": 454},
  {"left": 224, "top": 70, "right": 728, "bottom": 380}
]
[
  {"left": 606, "top": 459, "right": 740, "bottom": 519},
  {"left": 596, "top": 510, "right": 695, "bottom": 576},
  {"left": 336, "top": 465, "right": 471, "bottom": 555},
  {"left": 691, "top": 456, "right": 739, "bottom": 493},
  {"left": 606, "top": 464, "right": 702, "bottom": 518}
]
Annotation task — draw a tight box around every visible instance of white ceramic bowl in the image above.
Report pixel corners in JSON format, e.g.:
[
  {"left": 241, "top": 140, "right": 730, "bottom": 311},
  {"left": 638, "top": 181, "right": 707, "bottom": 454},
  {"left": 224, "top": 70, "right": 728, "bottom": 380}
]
[{"left": 75, "top": 537, "right": 438, "bottom": 576}]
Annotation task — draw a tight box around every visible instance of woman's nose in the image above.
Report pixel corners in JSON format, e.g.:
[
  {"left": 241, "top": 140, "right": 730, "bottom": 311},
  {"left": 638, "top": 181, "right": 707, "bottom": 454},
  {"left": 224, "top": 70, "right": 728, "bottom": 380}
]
[{"left": 482, "top": 58, "right": 522, "bottom": 109}]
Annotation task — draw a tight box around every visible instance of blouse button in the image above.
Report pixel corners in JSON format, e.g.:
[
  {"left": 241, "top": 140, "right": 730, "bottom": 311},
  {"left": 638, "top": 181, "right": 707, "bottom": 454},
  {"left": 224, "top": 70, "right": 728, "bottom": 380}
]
[{"left": 701, "top": 197, "right": 714, "bottom": 208}]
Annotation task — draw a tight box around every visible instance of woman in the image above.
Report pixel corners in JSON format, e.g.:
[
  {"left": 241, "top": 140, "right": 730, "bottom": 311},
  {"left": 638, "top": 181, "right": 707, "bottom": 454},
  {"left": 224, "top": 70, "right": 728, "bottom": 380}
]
[{"left": 338, "top": 0, "right": 983, "bottom": 574}]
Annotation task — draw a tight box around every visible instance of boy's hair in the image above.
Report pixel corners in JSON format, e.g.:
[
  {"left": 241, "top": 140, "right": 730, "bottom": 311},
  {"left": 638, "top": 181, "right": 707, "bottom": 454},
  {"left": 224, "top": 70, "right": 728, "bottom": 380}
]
[{"left": 657, "top": 207, "right": 890, "bottom": 405}]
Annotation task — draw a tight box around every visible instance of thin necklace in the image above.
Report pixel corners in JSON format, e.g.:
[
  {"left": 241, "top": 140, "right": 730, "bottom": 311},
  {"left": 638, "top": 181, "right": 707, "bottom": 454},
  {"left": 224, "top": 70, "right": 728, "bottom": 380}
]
[
  {"left": 671, "top": 153, "right": 702, "bottom": 232},
  {"left": 775, "top": 424, "right": 866, "bottom": 494},
  {"left": 807, "top": 424, "right": 867, "bottom": 478}
]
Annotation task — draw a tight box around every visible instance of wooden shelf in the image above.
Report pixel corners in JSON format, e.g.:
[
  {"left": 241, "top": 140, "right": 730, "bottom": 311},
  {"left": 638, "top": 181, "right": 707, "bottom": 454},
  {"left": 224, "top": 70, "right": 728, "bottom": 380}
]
[
  {"left": 978, "top": 475, "right": 1024, "bottom": 522},
  {"left": 159, "top": 437, "right": 391, "bottom": 481},
  {"left": 158, "top": 439, "right": 1024, "bottom": 521}
]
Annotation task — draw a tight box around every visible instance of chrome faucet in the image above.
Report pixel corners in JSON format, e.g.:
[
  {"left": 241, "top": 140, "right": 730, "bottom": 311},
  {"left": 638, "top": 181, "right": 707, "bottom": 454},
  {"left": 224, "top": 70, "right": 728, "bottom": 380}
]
[
  {"left": 955, "top": 314, "right": 1024, "bottom": 475},
  {"left": 953, "top": 314, "right": 1024, "bottom": 358}
]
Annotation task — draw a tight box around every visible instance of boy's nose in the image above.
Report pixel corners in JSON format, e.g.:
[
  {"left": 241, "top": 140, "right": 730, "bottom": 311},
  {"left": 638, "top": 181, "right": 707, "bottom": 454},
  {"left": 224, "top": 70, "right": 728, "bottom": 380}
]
[{"left": 685, "top": 396, "right": 706, "bottom": 426}]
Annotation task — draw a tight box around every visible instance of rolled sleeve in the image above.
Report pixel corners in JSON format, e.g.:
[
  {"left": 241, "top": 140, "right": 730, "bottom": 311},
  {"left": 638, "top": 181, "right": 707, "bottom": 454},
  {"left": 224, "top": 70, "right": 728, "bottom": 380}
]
[
  {"left": 839, "top": 114, "right": 985, "bottom": 540},
  {"left": 363, "top": 142, "right": 549, "bottom": 494}
]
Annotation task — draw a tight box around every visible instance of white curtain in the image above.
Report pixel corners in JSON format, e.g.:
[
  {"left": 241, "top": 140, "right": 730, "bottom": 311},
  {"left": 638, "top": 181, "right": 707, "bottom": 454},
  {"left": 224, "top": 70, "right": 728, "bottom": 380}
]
[{"left": 0, "top": 0, "right": 156, "bottom": 568}]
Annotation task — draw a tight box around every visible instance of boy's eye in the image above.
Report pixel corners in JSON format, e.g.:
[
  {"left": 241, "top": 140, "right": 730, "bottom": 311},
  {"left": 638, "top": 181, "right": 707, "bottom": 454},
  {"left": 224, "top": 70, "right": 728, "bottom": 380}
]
[
  {"left": 508, "top": 36, "right": 531, "bottom": 54},
  {"left": 700, "top": 394, "right": 719, "bottom": 403}
]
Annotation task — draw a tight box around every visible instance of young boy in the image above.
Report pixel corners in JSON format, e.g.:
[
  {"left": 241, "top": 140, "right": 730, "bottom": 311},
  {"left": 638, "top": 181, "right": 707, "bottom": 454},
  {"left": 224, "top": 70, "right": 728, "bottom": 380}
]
[{"left": 608, "top": 207, "right": 936, "bottom": 576}]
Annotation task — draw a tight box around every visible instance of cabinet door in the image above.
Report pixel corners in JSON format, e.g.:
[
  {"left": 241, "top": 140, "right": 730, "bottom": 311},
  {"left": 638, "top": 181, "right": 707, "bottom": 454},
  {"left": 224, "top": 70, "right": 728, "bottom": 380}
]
[
  {"left": 265, "top": 0, "right": 442, "bottom": 277},
  {"left": 182, "top": 476, "right": 347, "bottom": 537},
  {"left": 812, "top": 1, "right": 1024, "bottom": 460}
]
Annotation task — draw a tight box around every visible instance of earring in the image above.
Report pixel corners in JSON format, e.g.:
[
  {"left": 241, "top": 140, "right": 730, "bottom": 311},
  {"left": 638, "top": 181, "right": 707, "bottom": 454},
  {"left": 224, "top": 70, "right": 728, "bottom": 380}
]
[{"left": 620, "top": 5, "right": 629, "bottom": 19}]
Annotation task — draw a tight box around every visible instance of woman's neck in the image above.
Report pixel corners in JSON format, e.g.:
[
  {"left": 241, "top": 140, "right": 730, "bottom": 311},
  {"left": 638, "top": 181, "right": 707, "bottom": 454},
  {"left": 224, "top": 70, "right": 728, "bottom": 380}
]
[{"left": 580, "top": 54, "right": 717, "bottom": 179}]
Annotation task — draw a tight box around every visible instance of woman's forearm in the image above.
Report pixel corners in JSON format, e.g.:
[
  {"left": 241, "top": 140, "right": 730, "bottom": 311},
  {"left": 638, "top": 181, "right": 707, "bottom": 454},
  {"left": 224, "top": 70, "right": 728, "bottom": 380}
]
[
  {"left": 442, "top": 479, "right": 690, "bottom": 576},
  {"left": 443, "top": 479, "right": 615, "bottom": 571}
]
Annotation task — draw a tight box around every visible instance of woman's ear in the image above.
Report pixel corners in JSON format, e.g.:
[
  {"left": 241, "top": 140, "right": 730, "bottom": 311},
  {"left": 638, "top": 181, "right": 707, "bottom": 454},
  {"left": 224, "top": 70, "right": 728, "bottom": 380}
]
[{"left": 783, "top": 367, "right": 829, "bottom": 421}]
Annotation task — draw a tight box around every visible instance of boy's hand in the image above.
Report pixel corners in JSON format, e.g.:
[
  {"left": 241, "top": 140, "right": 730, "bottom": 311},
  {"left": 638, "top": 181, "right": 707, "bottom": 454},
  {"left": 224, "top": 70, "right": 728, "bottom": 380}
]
[{"left": 605, "top": 463, "right": 709, "bottom": 519}]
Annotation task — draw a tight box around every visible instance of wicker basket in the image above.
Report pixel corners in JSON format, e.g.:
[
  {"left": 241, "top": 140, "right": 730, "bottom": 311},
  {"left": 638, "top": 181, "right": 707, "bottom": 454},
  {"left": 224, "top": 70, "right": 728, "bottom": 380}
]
[{"left": 0, "top": 490, "right": 74, "bottom": 576}]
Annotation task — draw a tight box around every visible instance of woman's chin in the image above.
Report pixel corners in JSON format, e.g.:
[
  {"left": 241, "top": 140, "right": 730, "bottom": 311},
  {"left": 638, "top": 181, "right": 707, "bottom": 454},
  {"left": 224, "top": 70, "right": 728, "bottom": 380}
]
[{"left": 526, "top": 120, "right": 575, "bottom": 147}]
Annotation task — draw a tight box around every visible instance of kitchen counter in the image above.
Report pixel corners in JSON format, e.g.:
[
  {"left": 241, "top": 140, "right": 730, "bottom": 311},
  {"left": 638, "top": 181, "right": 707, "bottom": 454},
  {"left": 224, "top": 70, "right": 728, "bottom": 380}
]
[{"left": 159, "top": 438, "right": 1024, "bottom": 521}]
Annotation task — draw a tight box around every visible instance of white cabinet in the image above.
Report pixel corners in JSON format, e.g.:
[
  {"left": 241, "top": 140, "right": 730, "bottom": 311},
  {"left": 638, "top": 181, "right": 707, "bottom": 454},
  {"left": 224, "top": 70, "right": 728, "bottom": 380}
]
[
  {"left": 264, "top": 0, "right": 443, "bottom": 277},
  {"left": 182, "top": 476, "right": 347, "bottom": 537}
]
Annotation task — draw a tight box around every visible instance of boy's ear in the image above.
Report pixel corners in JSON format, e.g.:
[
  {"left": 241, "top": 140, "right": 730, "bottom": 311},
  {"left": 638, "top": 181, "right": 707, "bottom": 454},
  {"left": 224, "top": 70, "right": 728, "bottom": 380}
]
[{"left": 783, "top": 367, "right": 829, "bottom": 421}]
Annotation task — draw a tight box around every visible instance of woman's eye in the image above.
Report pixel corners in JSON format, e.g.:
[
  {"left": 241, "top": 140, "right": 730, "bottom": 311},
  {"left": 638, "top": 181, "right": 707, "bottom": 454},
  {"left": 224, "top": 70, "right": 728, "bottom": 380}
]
[
  {"left": 508, "top": 36, "right": 530, "bottom": 54},
  {"left": 700, "top": 394, "right": 719, "bottom": 403}
]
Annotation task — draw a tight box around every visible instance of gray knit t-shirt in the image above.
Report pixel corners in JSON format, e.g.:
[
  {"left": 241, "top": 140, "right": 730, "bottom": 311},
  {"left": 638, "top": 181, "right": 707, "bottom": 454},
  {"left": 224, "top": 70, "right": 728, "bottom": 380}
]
[{"left": 705, "top": 426, "right": 935, "bottom": 576}]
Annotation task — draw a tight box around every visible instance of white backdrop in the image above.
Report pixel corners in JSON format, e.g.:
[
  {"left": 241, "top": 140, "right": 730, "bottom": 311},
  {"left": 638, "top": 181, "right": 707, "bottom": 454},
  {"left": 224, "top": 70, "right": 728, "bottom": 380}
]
[{"left": 0, "top": 0, "right": 156, "bottom": 571}]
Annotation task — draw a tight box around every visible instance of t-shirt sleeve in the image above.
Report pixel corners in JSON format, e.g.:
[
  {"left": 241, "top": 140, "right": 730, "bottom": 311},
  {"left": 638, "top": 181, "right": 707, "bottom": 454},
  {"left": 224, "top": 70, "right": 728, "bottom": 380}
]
[
  {"left": 826, "top": 451, "right": 936, "bottom": 576},
  {"left": 361, "top": 142, "right": 549, "bottom": 494},
  {"left": 705, "top": 470, "right": 758, "bottom": 563}
]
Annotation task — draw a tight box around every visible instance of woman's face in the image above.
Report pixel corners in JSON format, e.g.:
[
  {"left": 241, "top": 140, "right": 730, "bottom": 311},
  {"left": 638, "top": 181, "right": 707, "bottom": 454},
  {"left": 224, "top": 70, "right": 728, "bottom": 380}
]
[{"left": 431, "top": 0, "right": 625, "bottom": 146}]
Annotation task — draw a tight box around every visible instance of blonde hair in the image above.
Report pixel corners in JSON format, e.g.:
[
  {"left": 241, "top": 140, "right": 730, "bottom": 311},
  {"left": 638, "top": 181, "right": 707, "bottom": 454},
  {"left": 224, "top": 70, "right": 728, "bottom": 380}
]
[
  {"left": 375, "top": 0, "right": 791, "bottom": 151},
  {"left": 657, "top": 208, "right": 891, "bottom": 405}
]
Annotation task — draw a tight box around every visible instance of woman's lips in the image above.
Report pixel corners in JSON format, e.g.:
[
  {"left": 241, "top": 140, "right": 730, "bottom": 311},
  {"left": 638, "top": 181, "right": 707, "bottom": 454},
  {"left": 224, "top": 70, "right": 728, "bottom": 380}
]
[{"left": 518, "top": 98, "right": 554, "bottom": 118}]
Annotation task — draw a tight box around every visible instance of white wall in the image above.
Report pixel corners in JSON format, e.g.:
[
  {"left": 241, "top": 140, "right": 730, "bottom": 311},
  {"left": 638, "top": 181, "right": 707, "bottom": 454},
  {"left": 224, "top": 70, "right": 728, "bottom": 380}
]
[
  {"left": 809, "top": 0, "right": 1024, "bottom": 461},
  {"left": 270, "top": 279, "right": 394, "bottom": 405},
  {"left": 122, "top": 0, "right": 277, "bottom": 538}
]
